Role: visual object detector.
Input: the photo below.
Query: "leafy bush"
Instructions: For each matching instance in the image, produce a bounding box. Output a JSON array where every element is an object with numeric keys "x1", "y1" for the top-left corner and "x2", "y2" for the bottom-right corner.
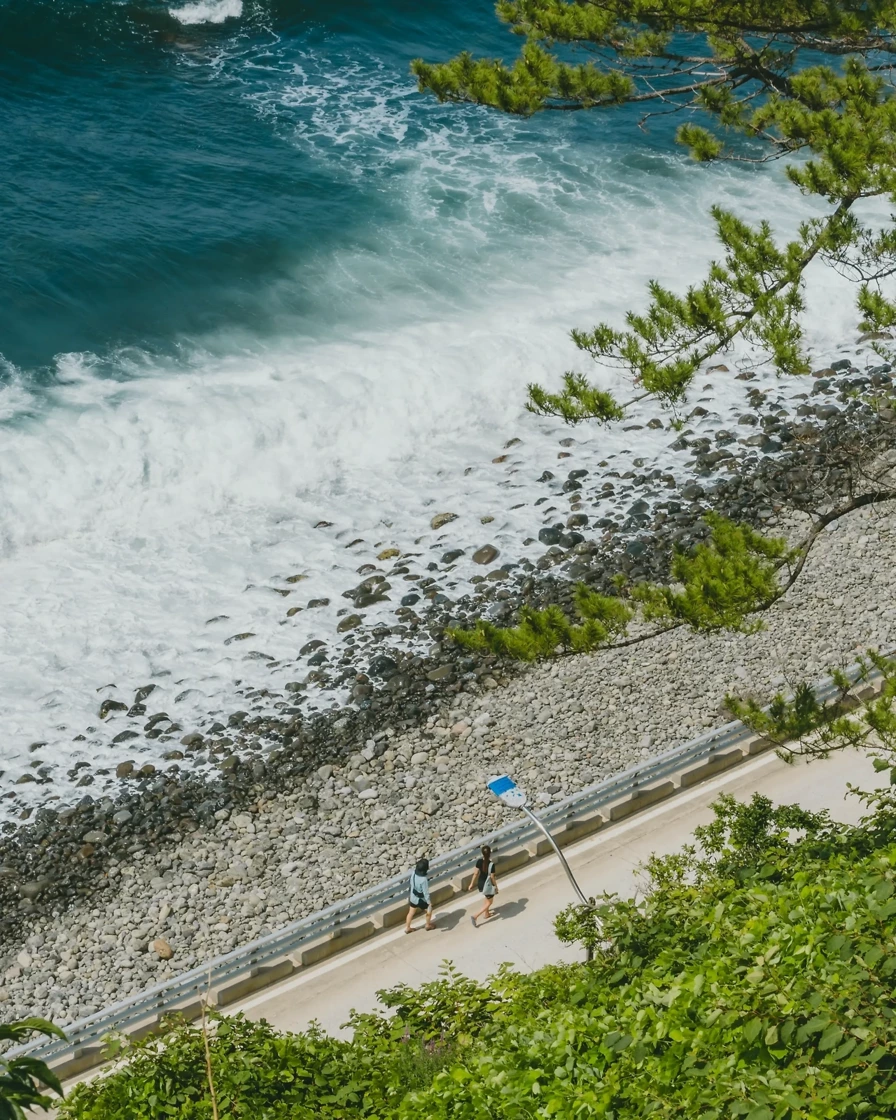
[
  {"x1": 60, "y1": 791, "x2": 896, "y2": 1119},
  {"x1": 0, "y1": 1018, "x2": 65, "y2": 1120},
  {"x1": 405, "y1": 791, "x2": 896, "y2": 1119},
  {"x1": 59, "y1": 1015, "x2": 381, "y2": 1120}
]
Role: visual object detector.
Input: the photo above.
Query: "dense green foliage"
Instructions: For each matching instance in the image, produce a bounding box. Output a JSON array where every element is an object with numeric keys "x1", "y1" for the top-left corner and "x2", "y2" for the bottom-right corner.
[
  {"x1": 57, "y1": 985, "x2": 473, "y2": 1120},
  {"x1": 58, "y1": 1014, "x2": 381, "y2": 1120},
  {"x1": 60, "y1": 789, "x2": 896, "y2": 1119},
  {"x1": 413, "y1": 1, "x2": 896, "y2": 420},
  {"x1": 449, "y1": 513, "x2": 792, "y2": 659},
  {"x1": 0, "y1": 1018, "x2": 65, "y2": 1120}
]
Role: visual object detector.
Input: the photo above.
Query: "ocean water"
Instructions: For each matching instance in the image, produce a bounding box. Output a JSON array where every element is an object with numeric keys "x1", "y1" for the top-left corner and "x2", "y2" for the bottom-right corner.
[{"x1": 0, "y1": 0, "x2": 866, "y2": 810}]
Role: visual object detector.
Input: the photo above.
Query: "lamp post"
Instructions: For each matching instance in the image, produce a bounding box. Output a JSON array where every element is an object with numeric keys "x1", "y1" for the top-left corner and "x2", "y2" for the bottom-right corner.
[{"x1": 487, "y1": 775, "x2": 596, "y2": 960}]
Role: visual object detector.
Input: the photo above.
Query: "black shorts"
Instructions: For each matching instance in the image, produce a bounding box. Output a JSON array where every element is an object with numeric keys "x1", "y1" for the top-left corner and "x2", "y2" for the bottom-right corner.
[{"x1": 409, "y1": 899, "x2": 428, "y2": 912}]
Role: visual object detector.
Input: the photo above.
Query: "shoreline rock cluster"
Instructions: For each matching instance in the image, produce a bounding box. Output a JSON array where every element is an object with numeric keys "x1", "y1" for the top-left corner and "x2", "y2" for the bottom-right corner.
[
  {"x1": 4, "y1": 354, "x2": 892, "y2": 814},
  {"x1": 1, "y1": 352, "x2": 895, "y2": 1026}
]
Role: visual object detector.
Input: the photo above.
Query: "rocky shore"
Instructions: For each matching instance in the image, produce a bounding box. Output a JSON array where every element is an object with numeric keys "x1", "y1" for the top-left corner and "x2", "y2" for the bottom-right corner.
[
  {"x1": 4, "y1": 352, "x2": 893, "y2": 812},
  {"x1": 1, "y1": 351, "x2": 895, "y2": 1025}
]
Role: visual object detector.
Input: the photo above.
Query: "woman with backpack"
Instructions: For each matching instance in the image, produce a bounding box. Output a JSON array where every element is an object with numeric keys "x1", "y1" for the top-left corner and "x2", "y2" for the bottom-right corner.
[
  {"x1": 404, "y1": 857, "x2": 436, "y2": 933},
  {"x1": 468, "y1": 844, "x2": 498, "y2": 928}
]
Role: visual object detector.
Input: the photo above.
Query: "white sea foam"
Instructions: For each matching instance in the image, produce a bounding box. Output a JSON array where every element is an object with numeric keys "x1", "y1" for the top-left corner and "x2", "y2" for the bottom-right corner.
[
  {"x1": 169, "y1": 0, "x2": 242, "y2": 25},
  {"x1": 0, "y1": 32, "x2": 880, "y2": 815},
  {"x1": 0, "y1": 367, "x2": 35, "y2": 424}
]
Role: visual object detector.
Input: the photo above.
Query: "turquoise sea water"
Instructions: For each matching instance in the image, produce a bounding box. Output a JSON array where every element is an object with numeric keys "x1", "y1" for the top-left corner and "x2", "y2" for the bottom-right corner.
[
  {"x1": 0, "y1": 0, "x2": 858, "y2": 804},
  {"x1": 4, "y1": 0, "x2": 676, "y2": 371}
]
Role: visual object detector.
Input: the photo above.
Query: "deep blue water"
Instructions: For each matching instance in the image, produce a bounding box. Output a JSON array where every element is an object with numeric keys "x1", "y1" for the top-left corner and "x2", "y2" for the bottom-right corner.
[{"x1": 1, "y1": 0, "x2": 673, "y2": 372}]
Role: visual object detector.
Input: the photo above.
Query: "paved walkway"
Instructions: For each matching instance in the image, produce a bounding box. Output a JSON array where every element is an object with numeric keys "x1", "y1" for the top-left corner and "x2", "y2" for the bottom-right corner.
[{"x1": 231, "y1": 748, "x2": 878, "y2": 1037}]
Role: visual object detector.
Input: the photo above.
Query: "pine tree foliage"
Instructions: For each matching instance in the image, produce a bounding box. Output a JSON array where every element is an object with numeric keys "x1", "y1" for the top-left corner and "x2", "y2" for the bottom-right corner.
[
  {"x1": 525, "y1": 372, "x2": 625, "y2": 422},
  {"x1": 449, "y1": 514, "x2": 791, "y2": 659},
  {"x1": 729, "y1": 647, "x2": 896, "y2": 778},
  {"x1": 633, "y1": 512, "x2": 792, "y2": 631},
  {"x1": 449, "y1": 587, "x2": 634, "y2": 660},
  {"x1": 413, "y1": 3, "x2": 896, "y2": 420}
]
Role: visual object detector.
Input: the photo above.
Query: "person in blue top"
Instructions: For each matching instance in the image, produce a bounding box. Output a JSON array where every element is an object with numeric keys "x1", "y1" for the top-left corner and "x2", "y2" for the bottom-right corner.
[{"x1": 404, "y1": 857, "x2": 436, "y2": 933}]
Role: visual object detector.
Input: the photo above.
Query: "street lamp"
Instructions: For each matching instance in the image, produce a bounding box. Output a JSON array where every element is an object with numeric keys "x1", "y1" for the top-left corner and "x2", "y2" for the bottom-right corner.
[{"x1": 486, "y1": 774, "x2": 590, "y2": 907}]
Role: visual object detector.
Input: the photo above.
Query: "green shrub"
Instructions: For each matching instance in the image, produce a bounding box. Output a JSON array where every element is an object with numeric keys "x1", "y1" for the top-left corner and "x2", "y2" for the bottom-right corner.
[
  {"x1": 59, "y1": 1015, "x2": 380, "y2": 1120},
  {"x1": 0, "y1": 1018, "x2": 65, "y2": 1120}
]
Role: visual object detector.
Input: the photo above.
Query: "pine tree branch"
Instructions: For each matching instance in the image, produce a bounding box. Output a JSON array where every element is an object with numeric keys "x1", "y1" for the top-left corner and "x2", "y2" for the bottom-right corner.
[
  {"x1": 773, "y1": 488, "x2": 896, "y2": 599},
  {"x1": 452, "y1": 467, "x2": 896, "y2": 664},
  {"x1": 528, "y1": 194, "x2": 866, "y2": 424}
]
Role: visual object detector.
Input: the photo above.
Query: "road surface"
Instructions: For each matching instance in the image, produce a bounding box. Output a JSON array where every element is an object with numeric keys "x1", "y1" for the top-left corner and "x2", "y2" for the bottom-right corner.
[{"x1": 37, "y1": 746, "x2": 878, "y2": 1118}]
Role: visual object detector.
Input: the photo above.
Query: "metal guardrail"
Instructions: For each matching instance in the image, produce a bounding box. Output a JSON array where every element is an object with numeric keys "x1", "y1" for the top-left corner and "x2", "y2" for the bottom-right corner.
[{"x1": 9, "y1": 647, "x2": 893, "y2": 1069}]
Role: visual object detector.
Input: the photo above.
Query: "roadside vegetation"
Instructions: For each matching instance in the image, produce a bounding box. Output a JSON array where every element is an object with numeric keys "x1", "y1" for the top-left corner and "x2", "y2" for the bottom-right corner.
[{"x1": 0, "y1": 1018, "x2": 64, "y2": 1119}]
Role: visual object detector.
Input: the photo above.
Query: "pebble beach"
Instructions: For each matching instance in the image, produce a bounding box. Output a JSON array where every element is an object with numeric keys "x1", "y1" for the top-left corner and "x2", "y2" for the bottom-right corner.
[
  {"x1": 6, "y1": 0, "x2": 896, "y2": 1074},
  {"x1": 2, "y1": 459, "x2": 894, "y2": 1025}
]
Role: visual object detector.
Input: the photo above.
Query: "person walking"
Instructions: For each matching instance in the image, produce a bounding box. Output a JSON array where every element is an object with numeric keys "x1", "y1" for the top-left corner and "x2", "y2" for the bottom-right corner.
[
  {"x1": 405, "y1": 857, "x2": 436, "y2": 933},
  {"x1": 468, "y1": 844, "x2": 498, "y2": 928}
]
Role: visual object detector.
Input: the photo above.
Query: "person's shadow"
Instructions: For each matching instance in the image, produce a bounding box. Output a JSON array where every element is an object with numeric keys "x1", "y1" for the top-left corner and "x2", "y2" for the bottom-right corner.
[
  {"x1": 494, "y1": 897, "x2": 528, "y2": 921},
  {"x1": 435, "y1": 907, "x2": 468, "y2": 931},
  {"x1": 435, "y1": 896, "x2": 529, "y2": 931}
]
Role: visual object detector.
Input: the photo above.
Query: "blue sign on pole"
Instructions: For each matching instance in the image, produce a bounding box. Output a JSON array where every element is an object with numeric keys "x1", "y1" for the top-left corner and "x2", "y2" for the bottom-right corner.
[
  {"x1": 487, "y1": 775, "x2": 517, "y2": 798},
  {"x1": 487, "y1": 774, "x2": 528, "y2": 808}
]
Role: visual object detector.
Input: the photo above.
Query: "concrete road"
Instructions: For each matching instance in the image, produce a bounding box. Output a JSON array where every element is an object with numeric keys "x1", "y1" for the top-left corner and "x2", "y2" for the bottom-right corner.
[{"x1": 231, "y1": 748, "x2": 879, "y2": 1038}]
